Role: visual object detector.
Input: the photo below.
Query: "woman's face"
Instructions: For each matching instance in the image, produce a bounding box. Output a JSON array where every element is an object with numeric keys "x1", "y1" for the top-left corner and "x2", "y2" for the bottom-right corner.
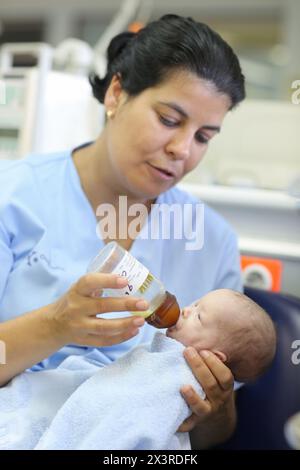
[{"x1": 105, "y1": 71, "x2": 231, "y2": 200}]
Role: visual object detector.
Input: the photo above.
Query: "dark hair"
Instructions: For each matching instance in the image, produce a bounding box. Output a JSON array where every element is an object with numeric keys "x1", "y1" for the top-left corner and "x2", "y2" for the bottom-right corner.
[
  {"x1": 90, "y1": 14, "x2": 245, "y2": 110},
  {"x1": 224, "y1": 292, "x2": 276, "y2": 382}
]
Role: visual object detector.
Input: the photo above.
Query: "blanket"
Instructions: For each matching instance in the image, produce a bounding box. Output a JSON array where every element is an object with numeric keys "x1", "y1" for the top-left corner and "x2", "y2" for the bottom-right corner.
[{"x1": 0, "y1": 333, "x2": 204, "y2": 450}]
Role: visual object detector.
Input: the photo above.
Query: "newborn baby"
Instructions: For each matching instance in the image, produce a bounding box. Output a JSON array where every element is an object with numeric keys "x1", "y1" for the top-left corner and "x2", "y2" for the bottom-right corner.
[
  {"x1": 167, "y1": 288, "x2": 276, "y2": 382},
  {"x1": 34, "y1": 289, "x2": 276, "y2": 450}
]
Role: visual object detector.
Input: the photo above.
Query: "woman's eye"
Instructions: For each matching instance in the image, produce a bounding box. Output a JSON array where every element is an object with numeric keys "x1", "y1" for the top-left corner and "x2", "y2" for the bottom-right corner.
[
  {"x1": 159, "y1": 114, "x2": 209, "y2": 144},
  {"x1": 159, "y1": 115, "x2": 178, "y2": 127},
  {"x1": 195, "y1": 132, "x2": 209, "y2": 144}
]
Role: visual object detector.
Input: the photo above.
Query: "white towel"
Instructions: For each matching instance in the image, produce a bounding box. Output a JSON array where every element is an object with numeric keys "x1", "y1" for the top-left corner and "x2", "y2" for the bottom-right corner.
[
  {"x1": 35, "y1": 333, "x2": 205, "y2": 450},
  {"x1": 0, "y1": 353, "x2": 101, "y2": 449}
]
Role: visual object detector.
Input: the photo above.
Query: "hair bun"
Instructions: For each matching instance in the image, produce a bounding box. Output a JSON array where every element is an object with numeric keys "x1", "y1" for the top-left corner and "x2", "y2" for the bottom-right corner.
[{"x1": 107, "y1": 31, "x2": 136, "y2": 63}]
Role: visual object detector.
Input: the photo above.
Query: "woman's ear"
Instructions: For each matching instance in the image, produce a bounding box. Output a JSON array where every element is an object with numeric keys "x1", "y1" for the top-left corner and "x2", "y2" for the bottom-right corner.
[
  {"x1": 104, "y1": 74, "x2": 125, "y2": 115},
  {"x1": 212, "y1": 350, "x2": 227, "y2": 363}
]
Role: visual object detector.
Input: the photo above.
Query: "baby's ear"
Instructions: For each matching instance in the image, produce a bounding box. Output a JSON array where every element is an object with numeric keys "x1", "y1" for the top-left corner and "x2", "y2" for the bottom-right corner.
[{"x1": 212, "y1": 350, "x2": 227, "y2": 363}]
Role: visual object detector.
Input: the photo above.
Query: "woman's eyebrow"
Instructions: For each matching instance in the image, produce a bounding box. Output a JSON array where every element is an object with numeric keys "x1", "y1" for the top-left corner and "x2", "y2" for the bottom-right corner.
[{"x1": 158, "y1": 101, "x2": 221, "y2": 132}]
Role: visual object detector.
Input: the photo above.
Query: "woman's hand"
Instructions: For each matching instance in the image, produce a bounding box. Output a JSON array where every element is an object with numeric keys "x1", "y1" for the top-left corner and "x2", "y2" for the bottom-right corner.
[
  {"x1": 178, "y1": 348, "x2": 236, "y2": 448},
  {"x1": 47, "y1": 273, "x2": 148, "y2": 347}
]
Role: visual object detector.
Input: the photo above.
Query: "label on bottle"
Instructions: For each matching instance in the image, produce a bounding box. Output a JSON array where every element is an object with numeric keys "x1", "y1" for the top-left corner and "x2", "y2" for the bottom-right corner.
[{"x1": 104, "y1": 252, "x2": 149, "y2": 297}]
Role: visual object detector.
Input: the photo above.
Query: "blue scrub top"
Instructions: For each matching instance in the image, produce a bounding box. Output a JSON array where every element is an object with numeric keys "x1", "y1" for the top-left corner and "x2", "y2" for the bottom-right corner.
[{"x1": 0, "y1": 149, "x2": 242, "y2": 369}]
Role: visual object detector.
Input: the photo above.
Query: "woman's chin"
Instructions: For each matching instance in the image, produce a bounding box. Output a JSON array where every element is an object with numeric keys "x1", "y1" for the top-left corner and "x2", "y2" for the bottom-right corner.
[
  {"x1": 126, "y1": 182, "x2": 160, "y2": 202},
  {"x1": 131, "y1": 169, "x2": 174, "y2": 199}
]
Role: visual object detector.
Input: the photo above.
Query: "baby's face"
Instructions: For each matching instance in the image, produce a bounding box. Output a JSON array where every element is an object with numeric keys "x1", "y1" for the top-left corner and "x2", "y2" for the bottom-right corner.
[{"x1": 166, "y1": 291, "x2": 227, "y2": 351}]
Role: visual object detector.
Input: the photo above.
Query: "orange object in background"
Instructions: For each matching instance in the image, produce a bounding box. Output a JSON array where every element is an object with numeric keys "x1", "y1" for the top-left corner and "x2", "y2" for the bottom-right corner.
[
  {"x1": 128, "y1": 21, "x2": 145, "y2": 33},
  {"x1": 241, "y1": 255, "x2": 283, "y2": 292}
]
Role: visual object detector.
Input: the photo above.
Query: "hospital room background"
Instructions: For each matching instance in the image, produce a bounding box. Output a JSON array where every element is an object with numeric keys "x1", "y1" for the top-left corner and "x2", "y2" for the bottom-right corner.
[{"x1": 0, "y1": 0, "x2": 299, "y2": 450}]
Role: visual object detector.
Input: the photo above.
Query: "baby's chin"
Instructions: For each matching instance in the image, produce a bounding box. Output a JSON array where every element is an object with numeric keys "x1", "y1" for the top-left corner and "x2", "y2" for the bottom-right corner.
[{"x1": 166, "y1": 325, "x2": 177, "y2": 338}]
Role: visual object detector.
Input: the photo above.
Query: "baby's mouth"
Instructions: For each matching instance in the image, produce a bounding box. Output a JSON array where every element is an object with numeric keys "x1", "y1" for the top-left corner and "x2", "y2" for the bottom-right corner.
[{"x1": 166, "y1": 324, "x2": 178, "y2": 336}]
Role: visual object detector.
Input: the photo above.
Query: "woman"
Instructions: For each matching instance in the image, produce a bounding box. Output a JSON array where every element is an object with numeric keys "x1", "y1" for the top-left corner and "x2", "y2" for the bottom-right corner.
[{"x1": 0, "y1": 14, "x2": 245, "y2": 449}]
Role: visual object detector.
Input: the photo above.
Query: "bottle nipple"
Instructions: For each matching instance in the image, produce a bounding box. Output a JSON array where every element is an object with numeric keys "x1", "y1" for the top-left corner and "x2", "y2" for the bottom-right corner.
[{"x1": 145, "y1": 292, "x2": 180, "y2": 329}]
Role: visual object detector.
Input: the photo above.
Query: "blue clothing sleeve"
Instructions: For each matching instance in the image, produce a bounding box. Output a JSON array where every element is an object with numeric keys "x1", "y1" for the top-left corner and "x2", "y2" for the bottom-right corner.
[
  {"x1": 214, "y1": 230, "x2": 243, "y2": 293},
  {"x1": 0, "y1": 220, "x2": 13, "y2": 302}
]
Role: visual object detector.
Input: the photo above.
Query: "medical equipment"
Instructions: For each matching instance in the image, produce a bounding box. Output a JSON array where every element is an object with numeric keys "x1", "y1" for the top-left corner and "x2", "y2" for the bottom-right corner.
[
  {"x1": 180, "y1": 98, "x2": 300, "y2": 298},
  {"x1": 0, "y1": 42, "x2": 103, "y2": 159},
  {"x1": 0, "y1": 43, "x2": 52, "y2": 159},
  {"x1": 0, "y1": 0, "x2": 147, "y2": 159},
  {"x1": 88, "y1": 241, "x2": 180, "y2": 328},
  {"x1": 93, "y1": 0, "x2": 147, "y2": 77},
  {"x1": 179, "y1": 181, "x2": 300, "y2": 297},
  {"x1": 183, "y1": 99, "x2": 300, "y2": 192},
  {"x1": 1, "y1": 3, "x2": 298, "y2": 296}
]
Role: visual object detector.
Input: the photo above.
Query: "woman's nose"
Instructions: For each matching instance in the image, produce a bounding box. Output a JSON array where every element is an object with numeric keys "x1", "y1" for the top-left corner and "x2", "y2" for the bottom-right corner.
[{"x1": 166, "y1": 131, "x2": 193, "y2": 161}]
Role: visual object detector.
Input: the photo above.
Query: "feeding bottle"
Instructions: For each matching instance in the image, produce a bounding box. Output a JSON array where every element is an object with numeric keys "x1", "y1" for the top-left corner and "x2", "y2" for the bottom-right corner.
[{"x1": 87, "y1": 241, "x2": 180, "y2": 328}]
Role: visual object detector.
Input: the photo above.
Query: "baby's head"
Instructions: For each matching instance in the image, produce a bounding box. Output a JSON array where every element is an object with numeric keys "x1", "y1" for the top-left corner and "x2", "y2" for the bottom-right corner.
[{"x1": 166, "y1": 289, "x2": 276, "y2": 382}]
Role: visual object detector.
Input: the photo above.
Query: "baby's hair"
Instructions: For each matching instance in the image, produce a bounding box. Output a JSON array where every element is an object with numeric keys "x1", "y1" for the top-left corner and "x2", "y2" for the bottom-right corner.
[{"x1": 224, "y1": 291, "x2": 276, "y2": 382}]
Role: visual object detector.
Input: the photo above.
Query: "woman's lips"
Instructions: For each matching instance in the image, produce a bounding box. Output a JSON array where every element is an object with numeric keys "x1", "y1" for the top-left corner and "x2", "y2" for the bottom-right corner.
[{"x1": 147, "y1": 162, "x2": 175, "y2": 181}]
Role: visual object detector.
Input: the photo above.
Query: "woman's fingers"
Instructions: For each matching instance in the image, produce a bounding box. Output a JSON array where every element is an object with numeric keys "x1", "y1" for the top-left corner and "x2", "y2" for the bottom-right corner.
[
  {"x1": 85, "y1": 325, "x2": 140, "y2": 346},
  {"x1": 183, "y1": 347, "x2": 234, "y2": 403},
  {"x1": 177, "y1": 386, "x2": 210, "y2": 432},
  {"x1": 51, "y1": 272, "x2": 149, "y2": 347},
  {"x1": 183, "y1": 348, "x2": 217, "y2": 392},
  {"x1": 51, "y1": 271, "x2": 149, "y2": 347},
  {"x1": 75, "y1": 273, "x2": 149, "y2": 315},
  {"x1": 88, "y1": 316, "x2": 145, "y2": 336},
  {"x1": 197, "y1": 350, "x2": 234, "y2": 393},
  {"x1": 178, "y1": 349, "x2": 236, "y2": 435},
  {"x1": 83, "y1": 295, "x2": 149, "y2": 316},
  {"x1": 177, "y1": 413, "x2": 202, "y2": 433},
  {"x1": 177, "y1": 415, "x2": 197, "y2": 433},
  {"x1": 75, "y1": 273, "x2": 128, "y2": 297},
  {"x1": 67, "y1": 314, "x2": 145, "y2": 348}
]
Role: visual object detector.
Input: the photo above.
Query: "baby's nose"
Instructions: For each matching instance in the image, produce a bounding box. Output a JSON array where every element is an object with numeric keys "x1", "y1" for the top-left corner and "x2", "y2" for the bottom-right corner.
[{"x1": 181, "y1": 307, "x2": 191, "y2": 318}]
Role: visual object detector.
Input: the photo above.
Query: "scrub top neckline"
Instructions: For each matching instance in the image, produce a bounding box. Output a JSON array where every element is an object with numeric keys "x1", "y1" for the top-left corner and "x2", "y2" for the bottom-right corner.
[
  {"x1": 67, "y1": 144, "x2": 165, "y2": 256},
  {"x1": 69, "y1": 144, "x2": 99, "y2": 229}
]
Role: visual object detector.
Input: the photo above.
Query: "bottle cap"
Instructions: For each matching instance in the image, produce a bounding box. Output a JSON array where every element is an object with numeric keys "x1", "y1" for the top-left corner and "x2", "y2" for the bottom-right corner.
[{"x1": 146, "y1": 291, "x2": 180, "y2": 329}]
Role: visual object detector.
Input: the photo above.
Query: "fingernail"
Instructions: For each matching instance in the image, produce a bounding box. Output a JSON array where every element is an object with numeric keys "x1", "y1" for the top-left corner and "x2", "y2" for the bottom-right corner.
[
  {"x1": 133, "y1": 317, "x2": 145, "y2": 327},
  {"x1": 116, "y1": 276, "x2": 127, "y2": 286},
  {"x1": 91, "y1": 289, "x2": 102, "y2": 297},
  {"x1": 135, "y1": 300, "x2": 149, "y2": 310},
  {"x1": 200, "y1": 350, "x2": 210, "y2": 358},
  {"x1": 184, "y1": 388, "x2": 194, "y2": 398}
]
